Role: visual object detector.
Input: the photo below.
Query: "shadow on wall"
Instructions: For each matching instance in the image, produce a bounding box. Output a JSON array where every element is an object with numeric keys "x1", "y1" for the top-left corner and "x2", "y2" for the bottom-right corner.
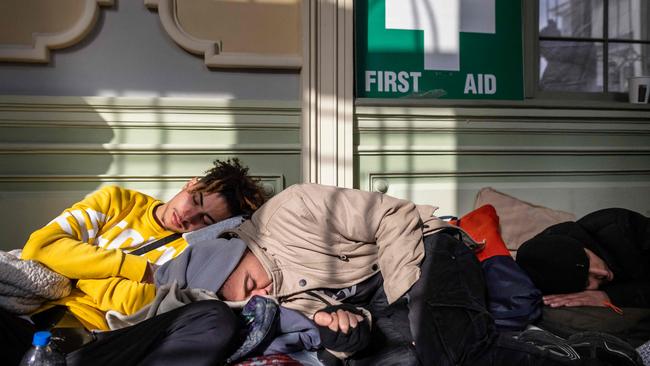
[
  {"x1": 0, "y1": 97, "x2": 114, "y2": 251},
  {"x1": 0, "y1": 0, "x2": 304, "y2": 250}
]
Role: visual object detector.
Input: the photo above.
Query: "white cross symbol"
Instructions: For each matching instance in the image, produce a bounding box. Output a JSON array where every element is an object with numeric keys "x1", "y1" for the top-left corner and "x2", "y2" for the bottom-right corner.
[{"x1": 385, "y1": 0, "x2": 495, "y2": 71}]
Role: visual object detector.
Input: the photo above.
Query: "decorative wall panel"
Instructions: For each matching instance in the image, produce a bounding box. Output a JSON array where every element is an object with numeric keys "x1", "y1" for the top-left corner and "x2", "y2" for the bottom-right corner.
[
  {"x1": 0, "y1": 0, "x2": 113, "y2": 62},
  {"x1": 145, "y1": 0, "x2": 302, "y2": 69},
  {"x1": 356, "y1": 103, "x2": 650, "y2": 218}
]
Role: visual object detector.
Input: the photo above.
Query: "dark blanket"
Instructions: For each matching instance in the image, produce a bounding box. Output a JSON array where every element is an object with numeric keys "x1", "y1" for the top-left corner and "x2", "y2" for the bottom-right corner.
[
  {"x1": 538, "y1": 306, "x2": 650, "y2": 348},
  {"x1": 228, "y1": 296, "x2": 321, "y2": 364}
]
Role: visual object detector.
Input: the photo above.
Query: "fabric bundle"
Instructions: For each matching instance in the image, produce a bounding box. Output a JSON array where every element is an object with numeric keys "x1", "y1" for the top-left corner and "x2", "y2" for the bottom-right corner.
[{"x1": 0, "y1": 249, "x2": 71, "y2": 314}]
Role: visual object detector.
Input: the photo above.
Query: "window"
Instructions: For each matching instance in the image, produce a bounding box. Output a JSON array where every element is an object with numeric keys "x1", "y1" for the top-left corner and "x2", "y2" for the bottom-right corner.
[{"x1": 538, "y1": 0, "x2": 650, "y2": 94}]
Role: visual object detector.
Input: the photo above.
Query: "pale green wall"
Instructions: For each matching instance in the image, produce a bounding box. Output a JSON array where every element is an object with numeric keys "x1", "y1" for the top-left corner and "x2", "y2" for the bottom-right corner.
[
  {"x1": 355, "y1": 101, "x2": 650, "y2": 219},
  {"x1": 0, "y1": 96, "x2": 301, "y2": 250},
  {"x1": 3, "y1": 95, "x2": 649, "y2": 251}
]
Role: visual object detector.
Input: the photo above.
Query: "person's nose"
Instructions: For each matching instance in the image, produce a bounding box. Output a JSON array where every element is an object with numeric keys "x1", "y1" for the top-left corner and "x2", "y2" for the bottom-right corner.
[
  {"x1": 251, "y1": 288, "x2": 269, "y2": 297},
  {"x1": 179, "y1": 206, "x2": 201, "y2": 230},
  {"x1": 589, "y1": 267, "x2": 610, "y2": 279},
  {"x1": 251, "y1": 284, "x2": 272, "y2": 297}
]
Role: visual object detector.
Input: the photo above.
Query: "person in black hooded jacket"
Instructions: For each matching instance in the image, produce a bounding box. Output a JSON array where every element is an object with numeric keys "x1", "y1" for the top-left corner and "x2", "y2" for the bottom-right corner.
[{"x1": 516, "y1": 208, "x2": 650, "y2": 309}]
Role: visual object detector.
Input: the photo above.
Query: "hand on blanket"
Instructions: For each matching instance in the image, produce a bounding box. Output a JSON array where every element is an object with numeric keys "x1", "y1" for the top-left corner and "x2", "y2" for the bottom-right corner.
[
  {"x1": 314, "y1": 304, "x2": 370, "y2": 353},
  {"x1": 543, "y1": 290, "x2": 610, "y2": 308}
]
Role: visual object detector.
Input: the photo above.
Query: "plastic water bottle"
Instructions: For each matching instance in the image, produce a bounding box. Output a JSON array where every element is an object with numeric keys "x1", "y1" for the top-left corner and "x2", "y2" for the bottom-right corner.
[{"x1": 19, "y1": 331, "x2": 66, "y2": 366}]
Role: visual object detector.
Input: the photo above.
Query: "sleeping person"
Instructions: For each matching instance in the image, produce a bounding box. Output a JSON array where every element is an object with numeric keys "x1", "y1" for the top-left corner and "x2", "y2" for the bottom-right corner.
[
  {"x1": 0, "y1": 158, "x2": 266, "y2": 366},
  {"x1": 154, "y1": 183, "x2": 643, "y2": 366},
  {"x1": 516, "y1": 208, "x2": 650, "y2": 309}
]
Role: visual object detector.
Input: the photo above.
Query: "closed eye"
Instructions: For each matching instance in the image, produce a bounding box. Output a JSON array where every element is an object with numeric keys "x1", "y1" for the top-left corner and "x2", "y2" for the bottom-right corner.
[
  {"x1": 194, "y1": 193, "x2": 216, "y2": 226},
  {"x1": 203, "y1": 214, "x2": 215, "y2": 226},
  {"x1": 245, "y1": 274, "x2": 255, "y2": 296}
]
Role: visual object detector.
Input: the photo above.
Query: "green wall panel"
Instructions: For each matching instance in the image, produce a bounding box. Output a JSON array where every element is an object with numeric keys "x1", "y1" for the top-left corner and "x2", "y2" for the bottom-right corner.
[
  {"x1": 0, "y1": 96, "x2": 301, "y2": 250},
  {"x1": 355, "y1": 104, "x2": 650, "y2": 219}
]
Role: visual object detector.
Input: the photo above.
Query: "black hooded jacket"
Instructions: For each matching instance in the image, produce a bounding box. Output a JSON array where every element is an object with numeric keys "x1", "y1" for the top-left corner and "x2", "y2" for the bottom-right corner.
[{"x1": 539, "y1": 208, "x2": 650, "y2": 307}]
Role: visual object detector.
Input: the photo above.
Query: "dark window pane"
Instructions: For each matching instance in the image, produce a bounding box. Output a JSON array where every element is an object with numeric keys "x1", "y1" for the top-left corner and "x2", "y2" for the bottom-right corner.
[
  {"x1": 608, "y1": 43, "x2": 650, "y2": 92},
  {"x1": 540, "y1": 0, "x2": 603, "y2": 38},
  {"x1": 608, "y1": 0, "x2": 650, "y2": 40},
  {"x1": 539, "y1": 41, "x2": 603, "y2": 92}
]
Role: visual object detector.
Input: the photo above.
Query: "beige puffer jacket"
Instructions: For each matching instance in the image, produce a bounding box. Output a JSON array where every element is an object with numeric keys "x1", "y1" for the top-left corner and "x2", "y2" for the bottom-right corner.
[{"x1": 230, "y1": 183, "x2": 454, "y2": 319}]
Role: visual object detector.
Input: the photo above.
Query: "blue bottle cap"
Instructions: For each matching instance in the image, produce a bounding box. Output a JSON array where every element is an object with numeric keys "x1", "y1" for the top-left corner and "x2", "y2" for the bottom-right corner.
[{"x1": 32, "y1": 331, "x2": 51, "y2": 346}]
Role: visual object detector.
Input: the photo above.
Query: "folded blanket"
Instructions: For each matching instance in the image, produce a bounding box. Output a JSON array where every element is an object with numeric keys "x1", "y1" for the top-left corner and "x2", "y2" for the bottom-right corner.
[
  {"x1": 182, "y1": 215, "x2": 245, "y2": 243},
  {"x1": 0, "y1": 250, "x2": 71, "y2": 314}
]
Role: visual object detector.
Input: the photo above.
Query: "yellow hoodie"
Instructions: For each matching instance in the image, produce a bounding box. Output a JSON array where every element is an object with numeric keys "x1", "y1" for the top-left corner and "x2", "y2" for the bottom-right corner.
[{"x1": 21, "y1": 186, "x2": 188, "y2": 330}]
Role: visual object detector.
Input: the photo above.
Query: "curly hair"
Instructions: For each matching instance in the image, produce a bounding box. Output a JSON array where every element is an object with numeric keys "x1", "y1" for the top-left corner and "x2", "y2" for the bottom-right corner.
[{"x1": 193, "y1": 158, "x2": 267, "y2": 217}]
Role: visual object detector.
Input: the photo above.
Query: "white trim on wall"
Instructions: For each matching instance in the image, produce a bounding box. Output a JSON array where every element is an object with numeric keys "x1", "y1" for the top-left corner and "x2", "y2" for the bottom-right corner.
[{"x1": 301, "y1": 0, "x2": 354, "y2": 187}]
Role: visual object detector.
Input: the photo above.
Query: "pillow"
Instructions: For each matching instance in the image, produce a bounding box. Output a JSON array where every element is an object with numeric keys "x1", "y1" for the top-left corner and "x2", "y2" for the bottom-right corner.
[
  {"x1": 473, "y1": 187, "x2": 575, "y2": 255},
  {"x1": 450, "y1": 204, "x2": 510, "y2": 262},
  {"x1": 182, "y1": 215, "x2": 245, "y2": 244},
  {"x1": 451, "y1": 204, "x2": 542, "y2": 331}
]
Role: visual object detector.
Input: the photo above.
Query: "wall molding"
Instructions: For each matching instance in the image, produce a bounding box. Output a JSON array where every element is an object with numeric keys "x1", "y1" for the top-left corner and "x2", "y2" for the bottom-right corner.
[
  {"x1": 0, "y1": 120, "x2": 299, "y2": 130},
  {"x1": 370, "y1": 169, "x2": 650, "y2": 179},
  {"x1": 144, "y1": 0, "x2": 301, "y2": 69},
  {"x1": 0, "y1": 95, "x2": 301, "y2": 129},
  {"x1": 356, "y1": 105, "x2": 650, "y2": 138},
  {"x1": 6, "y1": 144, "x2": 644, "y2": 156},
  {"x1": 356, "y1": 121, "x2": 650, "y2": 135},
  {"x1": 0, "y1": 173, "x2": 276, "y2": 181},
  {"x1": 368, "y1": 170, "x2": 650, "y2": 192},
  {"x1": 0, "y1": 95, "x2": 301, "y2": 111},
  {"x1": 356, "y1": 108, "x2": 650, "y2": 130},
  {"x1": 0, "y1": 143, "x2": 301, "y2": 155},
  {"x1": 0, "y1": 0, "x2": 113, "y2": 63},
  {"x1": 356, "y1": 146, "x2": 650, "y2": 155},
  {"x1": 356, "y1": 97, "x2": 650, "y2": 111},
  {"x1": 0, "y1": 174, "x2": 284, "y2": 196}
]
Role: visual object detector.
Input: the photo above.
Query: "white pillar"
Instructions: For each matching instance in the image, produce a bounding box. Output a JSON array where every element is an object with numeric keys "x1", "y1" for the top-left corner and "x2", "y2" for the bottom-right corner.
[{"x1": 301, "y1": 0, "x2": 354, "y2": 187}]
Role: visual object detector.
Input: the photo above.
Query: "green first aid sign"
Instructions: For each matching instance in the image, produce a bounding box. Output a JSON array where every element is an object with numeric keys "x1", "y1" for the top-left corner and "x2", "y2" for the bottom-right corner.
[{"x1": 356, "y1": 0, "x2": 524, "y2": 100}]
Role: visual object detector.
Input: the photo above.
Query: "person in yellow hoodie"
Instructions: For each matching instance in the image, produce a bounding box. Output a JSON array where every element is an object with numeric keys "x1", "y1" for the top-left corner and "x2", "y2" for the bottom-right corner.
[{"x1": 1, "y1": 158, "x2": 266, "y2": 366}]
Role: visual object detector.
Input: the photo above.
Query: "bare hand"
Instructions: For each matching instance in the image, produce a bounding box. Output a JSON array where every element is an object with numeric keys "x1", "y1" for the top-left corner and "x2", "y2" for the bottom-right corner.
[
  {"x1": 314, "y1": 309, "x2": 364, "y2": 334},
  {"x1": 141, "y1": 262, "x2": 158, "y2": 284},
  {"x1": 543, "y1": 290, "x2": 610, "y2": 308}
]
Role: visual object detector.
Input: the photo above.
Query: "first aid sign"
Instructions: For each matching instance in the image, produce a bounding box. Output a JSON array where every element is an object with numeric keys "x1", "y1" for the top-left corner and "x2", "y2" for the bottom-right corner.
[{"x1": 356, "y1": 0, "x2": 524, "y2": 100}]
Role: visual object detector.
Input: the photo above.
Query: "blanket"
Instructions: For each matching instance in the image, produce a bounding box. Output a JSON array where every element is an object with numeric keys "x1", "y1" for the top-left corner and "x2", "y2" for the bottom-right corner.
[
  {"x1": 106, "y1": 282, "x2": 320, "y2": 363},
  {"x1": 105, "y1": 281, "x2": 220, "y2": 329},
  {"x1": 0, "y1": 249, "x2": 71, "y2": 314}
]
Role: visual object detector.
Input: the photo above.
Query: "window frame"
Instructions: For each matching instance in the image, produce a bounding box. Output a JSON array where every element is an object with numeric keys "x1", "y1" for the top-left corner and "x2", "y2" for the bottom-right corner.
[{"x1": 524, "y1": 0, "x2": 649, "y2": 102}]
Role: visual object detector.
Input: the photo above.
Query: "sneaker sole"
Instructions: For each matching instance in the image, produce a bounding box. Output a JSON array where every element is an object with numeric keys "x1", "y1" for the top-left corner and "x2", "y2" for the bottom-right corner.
[{"x1": 568, "y1": 331, "x2": 642, "y2": 366}]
